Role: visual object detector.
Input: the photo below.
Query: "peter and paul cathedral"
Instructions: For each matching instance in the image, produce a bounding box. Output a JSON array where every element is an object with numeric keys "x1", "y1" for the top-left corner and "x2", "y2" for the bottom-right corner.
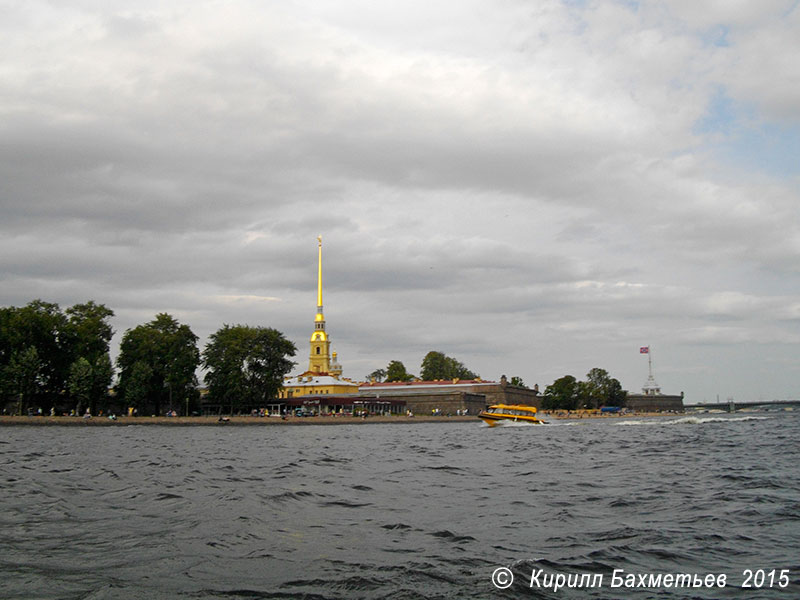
[
  {"x1": 308, "y1": 235, "x2": 332, "y2": 374},
  {"x1": 274, "y1": 237, "x2": 540, "y2": 416},
  {"x1": 279, "y1": 237, "x2": 357, "y2": 399}
]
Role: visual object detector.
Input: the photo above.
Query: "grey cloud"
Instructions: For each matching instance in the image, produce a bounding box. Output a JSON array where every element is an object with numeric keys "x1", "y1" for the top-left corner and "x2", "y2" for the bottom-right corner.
[{"x1": 1, "y1": 1, "x2": 799, "y2": 403}]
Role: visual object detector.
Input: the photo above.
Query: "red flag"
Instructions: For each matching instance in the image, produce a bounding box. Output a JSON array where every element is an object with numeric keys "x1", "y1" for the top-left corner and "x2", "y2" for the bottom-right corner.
[{"x1": 639, "y1": 346, "x2": 649, "y2": 354}]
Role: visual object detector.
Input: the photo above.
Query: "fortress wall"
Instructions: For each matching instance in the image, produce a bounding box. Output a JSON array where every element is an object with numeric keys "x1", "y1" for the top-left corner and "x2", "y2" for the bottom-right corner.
[
  {"x1": 360, "y1": 382, "x2": 542, "y2": 411},
  {"x1": 626, "y1": 394, "x2": 684, "y2": 412},
  {"x1": 400, "y1": 392, "x2": 486, "y2": 415},
  {"x1": 478, "y1": 385, "x2": 541, "y2": 409}
]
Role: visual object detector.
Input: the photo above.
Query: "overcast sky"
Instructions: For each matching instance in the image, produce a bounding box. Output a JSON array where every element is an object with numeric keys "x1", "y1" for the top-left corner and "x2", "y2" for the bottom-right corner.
[{"x1": 2, "y1": 1, "x2": 799, "y2": 403}]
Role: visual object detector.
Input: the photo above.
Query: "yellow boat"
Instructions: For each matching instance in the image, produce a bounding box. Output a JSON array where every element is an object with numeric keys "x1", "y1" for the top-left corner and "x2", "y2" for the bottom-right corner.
[{"x1": 478, "y1": 404, "x2": 547, "y2": 426}]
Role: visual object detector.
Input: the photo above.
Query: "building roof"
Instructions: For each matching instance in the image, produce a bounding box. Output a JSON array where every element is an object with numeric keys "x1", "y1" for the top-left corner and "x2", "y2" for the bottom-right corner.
[
  {"x1": 284, "y1": 396, "x2": 406, "y2": 405},
  {"x1": 284, "y1": 374, "x2": 359, "y2": 388},
  {"x1": 360, "y1": 379, "x2": 495, "y2": 390}
]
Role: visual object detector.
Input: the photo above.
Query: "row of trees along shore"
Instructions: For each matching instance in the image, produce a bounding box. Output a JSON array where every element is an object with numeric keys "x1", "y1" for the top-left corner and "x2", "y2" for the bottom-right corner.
[
  {"x1": 2, "y1": 299, "x2": 625, "y2": 416},
  {"x1": 542, "y1": 368, "x2": 627, "y2": 410},
  {"x1": 368, "y1": 355, "x2": 627, "y2": 410},
  {"x1": 366, "y1": 351, "x2": 480, "y2": 383},
  {"x1": 0, "y1": 300, "x2": 296, "y2": 416}
]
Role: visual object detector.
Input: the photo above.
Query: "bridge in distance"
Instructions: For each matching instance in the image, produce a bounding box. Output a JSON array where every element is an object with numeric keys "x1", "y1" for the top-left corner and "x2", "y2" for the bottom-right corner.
[{"x1": 684, "y1": 400, "x2": 800, "y2": 412}]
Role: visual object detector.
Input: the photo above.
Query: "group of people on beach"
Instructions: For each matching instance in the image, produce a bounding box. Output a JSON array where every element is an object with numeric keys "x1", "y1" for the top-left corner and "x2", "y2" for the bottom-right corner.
[{"x1": 430, "y1": 407, "x2": 469, "y2": 416}]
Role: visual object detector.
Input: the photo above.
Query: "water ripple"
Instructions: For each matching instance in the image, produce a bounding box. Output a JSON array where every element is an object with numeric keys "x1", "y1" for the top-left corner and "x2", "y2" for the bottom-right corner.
[{"x1": 0, "y1": 413, "x2": 798, "y2": 599}]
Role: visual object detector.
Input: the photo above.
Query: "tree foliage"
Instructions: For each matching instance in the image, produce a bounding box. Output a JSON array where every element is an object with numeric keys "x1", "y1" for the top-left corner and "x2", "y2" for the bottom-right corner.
[
  {"x1": 510, "y1": 376, "x2": 527, "y2": 388},
  {"x1": 4, "y1": 347, "x2": 45, "y2": 415},
  {"x1": 65, "y1": 302, "x2": 115, "y2": 413},
  {"x1": 419, "y1": 350, "x2": 478, "y2": 381},
  {"x1": 0, "y1": 299, "x2": 115, "y2": 412},
  {"x1": 0, "y1": 300, "x2": 70, "y2": 400},
  {"x1": 366, "y1": 368, "x2": 387, "y2": 382},
  {"x1": 117, "y1": 313, "x2": 199, "y2": 415},
  {"x1": 579, "y1": 367, "x2": 626, "y2": 409},
  {"x1": 125, "y1": 361, "x2": 153, "y2": 411},
  {"x1": 385, "y1": 360, "x2": 414, "y2": 382},
  {"x1": 68, "y1": 357, "x2": 93, "y2": 414},
  {"x1": 543, "y1": 368, "x2": 627, "y2": 410},
  {"x1": 202, "y1": 325, "x2": 297, "y2": 414},
  {"x1": 89, "y1": 354, "x2": 114, "y2": 412},
  {"x1": 69, "y1": 354, "x2": 114, "y2": 415},
  {"x1": 543, "y1": 375, "x2": 580, "y2": 410},
  {"x1": 66, "y1": 301, "x2": 115, "y2": 363}
]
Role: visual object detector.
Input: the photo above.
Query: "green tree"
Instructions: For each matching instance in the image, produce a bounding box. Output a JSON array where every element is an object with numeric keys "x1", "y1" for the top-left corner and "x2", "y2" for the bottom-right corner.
[
  {"x1": 65, "y1": 302, "x2": 115, "y2": 413},
  {"x1": 0, "y1": 306, "x2": 14, "y2": 367},
  {"x1": 89, "y1": 354, "x2": 114, "y2": 413},
  {"x1": 68, "y1": 357, "x2": 93, "y2": 415},
  {"x1": 0, "y1": 300, "x2": 115, "y2": 412},
  {"x1": 386, "y1": 360, "x2": 414, "y2": 382},
  {"x1": 68, "y1": 354, "x2": 114, "y2": 415},
  {"x1": 4, "y1": 347, "x2": 45, "y2": 415},
  {"x1": 203, "y1": 325, "x2": 297, "y2": 414},
  {"x1": 580, "y1": 368, "x2": 627, "y2": 408},
  {"x1": 366, "y1": 368, "x2": 387, "y2": 382},
  {"x1": 543, "y1": 375, "x2": 580, "y2": 410},
  {"x1": 607, "y1": 378, "x2": 627, "y2": 407},
  {"x1": 66, "y1": 301, "x2": 114, "y2": 363},
  {"x1": 576, "y1": 380, "x2": 598, "y2": 409},
  {"x1": 125, "y1": 361, "x2": 153, "y2": 412},
  {"x1": 117, "y1": 313, "x2": 200, "y2": 415},
  {"x1": 420, "y1": 351, "x2": 447, "y2": 380},
  {"x1": 510, "y1": 376, "x2": 527, "y2": 388},
  {"x1": 419, "y1": 350, "x2": 478, "y2": 381},
  {"x1": 0, "y1": 301, "x2": 71, "y2": 406}
]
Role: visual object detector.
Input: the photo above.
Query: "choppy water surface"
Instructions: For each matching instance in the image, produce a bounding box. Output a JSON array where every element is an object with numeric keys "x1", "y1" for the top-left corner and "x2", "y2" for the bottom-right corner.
[{"x1": 2, "y1": 414, "x2": 799, "y2": 599}]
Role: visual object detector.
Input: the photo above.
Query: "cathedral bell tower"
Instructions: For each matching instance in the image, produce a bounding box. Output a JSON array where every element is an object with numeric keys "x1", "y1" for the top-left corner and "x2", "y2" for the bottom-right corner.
[{"x1": 309, "y1": 236, "x2": 332, "y2": 374}]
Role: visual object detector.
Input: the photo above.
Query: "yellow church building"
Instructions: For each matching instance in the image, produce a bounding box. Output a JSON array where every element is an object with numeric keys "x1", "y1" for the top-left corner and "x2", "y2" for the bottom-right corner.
[{"x1": 279, "y1": 237, "x2": 359, "y2": 399}]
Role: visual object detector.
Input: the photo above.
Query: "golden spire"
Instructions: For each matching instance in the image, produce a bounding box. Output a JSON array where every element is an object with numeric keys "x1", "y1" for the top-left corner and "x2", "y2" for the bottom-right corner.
[
  {"x1": 309, "y1": 236, "x2": 331, "y2": 374},
  {"x1": 317, "y1": 235, "x2": 323, "y2": 313}
]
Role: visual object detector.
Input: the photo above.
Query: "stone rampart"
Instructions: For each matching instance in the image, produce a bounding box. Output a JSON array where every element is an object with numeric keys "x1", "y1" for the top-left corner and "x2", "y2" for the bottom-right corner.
[{"x1": 626, "y1": 394, "x2": 684, "y2": 412}]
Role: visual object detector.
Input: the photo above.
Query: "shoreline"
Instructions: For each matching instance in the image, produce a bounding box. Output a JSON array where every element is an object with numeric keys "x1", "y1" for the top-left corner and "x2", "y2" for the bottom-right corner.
[{"x1": 0, "y1": 411, "x2": 678, "y2": 427}]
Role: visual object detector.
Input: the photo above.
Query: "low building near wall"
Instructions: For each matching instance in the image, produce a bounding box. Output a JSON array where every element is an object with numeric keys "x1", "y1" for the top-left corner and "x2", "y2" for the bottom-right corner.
[
  {"x1": 358, "y1": 375, "x2": 541, "y2": 414},
  {"x1": 283, "y1": 395, "x2": 406, "y2": 416},
  {"x1": 278, "y1": 391, "x2": 485, "y2": 417},
  {"x1": 370, "y1": 391, "x2": 485, "y2": 416},
  {"x1": 266, "y1": 377, "x2": 541, "y2": 418}
]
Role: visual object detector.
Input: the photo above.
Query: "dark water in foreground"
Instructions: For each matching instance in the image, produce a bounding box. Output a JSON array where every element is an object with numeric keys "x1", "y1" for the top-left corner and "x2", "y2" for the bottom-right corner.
[{"x1": 2, "y1": 414, "x2": 799, "y2": 599}]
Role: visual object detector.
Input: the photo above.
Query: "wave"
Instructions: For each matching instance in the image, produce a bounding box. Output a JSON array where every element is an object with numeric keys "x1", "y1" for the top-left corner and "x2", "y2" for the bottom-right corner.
[
  {"x1": 5, "y1": 411, "x2": 798, "y2": 600},
  {"x1": 491, "y1": 420, "x2": 549, "y2": 428},
  {"x1": 616, "y1": 415, "x2": 773, "y2": 426},
  {"x1": 261, "y1": 490, "x2": 315, "y2": 503},
  {"x1": 320, "y1": 499, "x2": 372, "y2": 508},
  {"x1": 429, "y1": 529, "x2": 476, "y2": 543}
]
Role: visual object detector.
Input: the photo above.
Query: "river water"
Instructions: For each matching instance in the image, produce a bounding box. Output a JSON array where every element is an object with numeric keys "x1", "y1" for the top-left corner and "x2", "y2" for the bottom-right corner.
[{"x1": 1, "y1": 413, "x2": 799, "y2": 599}]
